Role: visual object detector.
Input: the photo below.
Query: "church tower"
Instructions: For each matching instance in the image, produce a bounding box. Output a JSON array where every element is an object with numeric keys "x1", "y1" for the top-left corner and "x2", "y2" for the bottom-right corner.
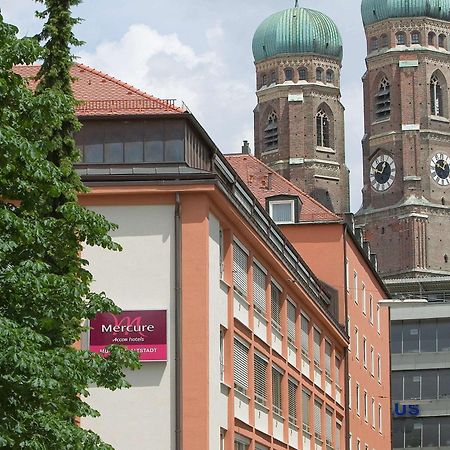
[
  {"x1": 252, "y1": 6, "x2": 350, "y2": 214},
  {"x1": 355, "y1": 0, "x2": 450, "y2": 282}
]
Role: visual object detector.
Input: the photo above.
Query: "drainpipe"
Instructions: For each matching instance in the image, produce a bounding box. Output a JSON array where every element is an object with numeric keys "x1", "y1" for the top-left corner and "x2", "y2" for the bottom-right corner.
[
  {"x1": 343, "y1": 225, "x2": 350, "y2": 450},
  {"x1": 175, "y1": 193, "x2": 182, "y2": 450}
]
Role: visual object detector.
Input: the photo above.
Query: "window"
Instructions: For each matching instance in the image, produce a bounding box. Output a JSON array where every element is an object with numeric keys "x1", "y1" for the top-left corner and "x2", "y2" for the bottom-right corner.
[
  {"x1": 423, "y1": 417, "x2": 439, "y2": 447},
  {"x1": 335, "y1": 356, "x2": 341, "y2": 386},
  {"x1": 302, "y1": 389, "x2": 311, "y2": 433},
  {"x1": 430, "y1": 74, "x2": 443, "y2": 116},
  {"x1": 370, "y1": 37, "x2": 378, "y2": 51},
  {"x1": 284, "y1": 68, "x2": 293, "y2": 81},
  {"x1": 272, "y1": 366, "x2": 283, "y2": 416},
  {"x1": 254, "y1": 353, "x2": 267, "y2": 405},
  {"x1": 349, "y1": 433, "x2": 352, "y2": 450},
  {"x1": 357, "y1": 438, "x2": 361, "y2": 450},
  {"x1": 353, "y1": 271, "x2": 358, "y2": 303},
  {"x1": 326, "y1": 69, "x2": 334, "y2": 83},
  {"x1": 326, "y1": 409, "x2": 333, "y2": 446},
  {"x1": 380, "y1": 34, "x2": 388, "y2": 48},
  {"x1": 270, "y1": 71, "x2": 277, "y2": 84},
  {"x1": 396, "y1": 32, "x2": 406, "y2": 45},
  {"x1": 378, "y1": 405, "x2": 382, "y2": 433},
  {"x1": 233, "y1": 241, "x2": 248, "y2": 298},
  {"x1": 345, "y1": 258, "x2": 349, "y2": 292},
  {"x1": 219, "y1": 227, "x2": 224, "y2": 279},
  {"x1": 363, "y1": 391, "x2": 368, "y2": 422},
  {"x1": 428, "y1": 31, "x2": 436, "y2": 46},
  {"x1": 348, "y1": 375, "x2": 352, "y2": 409},
  {"x1": 377, "y1": 354, "x2": 381, "y2": 383},
  {"x1": 370, "y1": 346, "x2": 374, "y2": 375},
  {"x1": 313, "y1": 328, "x2": 321, "y2": 365},
  {"x1": 299, "y1": 67, "x2": 308, "y2": 80},
  {"x1": 376, "y1": 304, "x2": 381, "y2": 333},
  {"x1": 316, "y1": 110, "x2": 330, "y2": 147},
  {"x1": 356, "y1": 383, "x2": 360, "y2": 416},
  {"x1": 288, "y1": 378, "x2": 298, "y2": 425},
  {"x1": 325, "y1": 341, "x2": 332, "y2": 378},
  {"x1": 262, "y1": 74, "x2": 268, "y2": 86},
  {"x1": 355, "y1": 326, "x2": 360, "y2": 360},
  {"x1": 411, "y1": 31, "x2": 420, "y2": 44},
  {"x1": 316, "y1": 67, "x2": 323, "y2": 82},
  {"x1": 347, "y1": 316, "x2": 351, "y2": 351},
  {"x1": 439, "y1": 33, "x2": 446, "y2": 48},
  {"x1": 271, "y1": 281, "x2": 282, "y2": 331},
  {"x1": 301, "y1": 315, "x2": 310, "y2": 355},
  {"x1": 264, "y1": 112, "x2": 278, "y2": 150},
  {"x1": 220, "y1": 329, "x2": 225, "y2": 382},
  {"x1": 233, "y1": 338, "x2": 249, "y2": 394},
  {"x1": 253, "y1": 262, "x2": 266, "y2": 315},
  {"x1": 234, "y1": 435, "x2": 250, "y2": 450},
  {"x1": 369, "y1": 296, "x2": 374, "y2": 324},
  {"x1": 287, "y1": 300, "x2": 296, "y2": 344},
  {"x1": 375, "y1": 77, "x2": 391, "y2": 120},
  {"x1": 336, "y1": 421, "x2": 341, "y2": 450},
  {"x1": 220, "y1": 429, "x2": 225, "y2": 450},
  {"x1": 362, "y1": 284, "x2": 366, "y2": 314},
  {"x1": 269, "y1": 200, "x2": 295, "y2": 223},
  {"x1": 371, "y1": 398, "x2": 375, "y2": 428},
  {"x1": 314, "y1": 400, "x2": 323, "y2": 440},
  {"x1": 363, "y1": 338, "x2": 367, "y2": 368}
]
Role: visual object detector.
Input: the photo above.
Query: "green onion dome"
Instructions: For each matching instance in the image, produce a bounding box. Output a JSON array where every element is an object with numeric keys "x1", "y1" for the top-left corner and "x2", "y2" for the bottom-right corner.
[
  {"x1": 252, "y1": 7, "x2": 343, "y2": 63},
  {"x1": 361, "y1": 0, "x2": 450, "y2": 26}
]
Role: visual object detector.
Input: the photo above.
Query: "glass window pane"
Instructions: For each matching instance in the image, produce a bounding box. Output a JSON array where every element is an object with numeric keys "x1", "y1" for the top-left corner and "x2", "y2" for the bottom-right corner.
[
  {"x1": 392, "y1": 372, "x2": 403, "y2": 400},
  {"x1": 421, "y1": 370, "x2": 437, "y2": 399},
  {"x1": 392, "y1": 419, "x2": 404, "y2": 448},
  {"x1": 144, "y1": 140, "x2": 164, "y2": 162},
  {"x1": 438, "y1": 319, "x2": 450, "y2": 351},
  {"x1": 423, "y1": 417, "x2": 439, "y2": 447},
  {"x1": 124, "y1": 141, "x2": 144, "y2": 163},
  {"x1": 105, "y1": 142, "x2": 124, "y2": 163},
  {"x1": 271, "y1": 202, "x2": 293, "y2": 223},
  {"x1": 391, "y1": 322, "x2": 402, "y2": 353},
  {"x1": 84, "y1": 144, "x2": 103, "y2": 163},
  {"x1": 403, "y1": 322, "x2": 420, "y2": 353},
  {"x1": 439, "y1": 369, "x2": 450, "y2": 399},
  {"x1": 165, "y1": 121, "x2": 184, "y2": 162},
  {"x1": 420, "y1": 320, "x2": 437, "y2": 352},
  {"x1": 404, "y1": 418, "x2": 421, "y2": 447},
  {"x1": 440, "y1": 416, "x2": 450, "y2": 446},
  {"x1": 404, "y1": 372, "x2": 421, "y2": 400}
]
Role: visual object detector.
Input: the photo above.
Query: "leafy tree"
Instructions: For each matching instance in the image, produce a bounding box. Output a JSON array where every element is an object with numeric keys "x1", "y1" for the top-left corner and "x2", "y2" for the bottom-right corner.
[{"x1": 0, "y1": 2, "x2": 139, "y2": 448}]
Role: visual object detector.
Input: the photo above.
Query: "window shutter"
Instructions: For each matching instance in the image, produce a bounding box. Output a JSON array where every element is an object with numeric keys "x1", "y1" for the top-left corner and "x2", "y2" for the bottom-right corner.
[
  {"x1": 233, "y1": 241, "x2": 248, "y2": 297},
  {"x1": 271, "y1": 282, "x2": 281, "y2": 329},
  {"x1": 335, "y1": 356, "x2": 341, "y2": 385},
  {"x1": 287, "y1": 301, "x2": 296, "y2": 342},
  {"x1": 314, "y1": 400, "x2": 322, "y2": 438},
  {"x1": 288, "y1": 378, "x2": 298, "y2": 424},
  {"x1": 254, "y1": 354, "x2": 267, "y2": 405},
  {"x1": 325, "y1": 341, "x2": 332, "y2": 375},
  {"x1": 233, "y1": 339, "x2": 248, "y2": 394},
  {"x1": 272, "y1": 366, "x2": 283, "y2": 415},
  {"x1": 253, "y1": 263, "x2": 266, "y2": 314},
  {"x1": 301, "y1": 315, "x2": 309, "y2": 352},
  {"x1": 336, "y1": 422, "x2": 341, "y2": 450},
  {"x1": 302, "y1": 390, "x2": 311, "y2": 430},
  {"x1": 326, "y1": 409, "x2": 333, "y2": 444},
  {"x1": 314, "y1": 328, "x2": 321, "y2": 364}
]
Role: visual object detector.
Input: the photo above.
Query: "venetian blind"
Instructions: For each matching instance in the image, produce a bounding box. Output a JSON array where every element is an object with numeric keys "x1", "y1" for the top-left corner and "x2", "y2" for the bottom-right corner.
[
  {"x1": 254, "y1": 354, "x2": 267, "y2": 405},
  {"x1": 272, "y1": 366, "x2": 283, "y2": 415},
  {"x1": 233, "y1": 241, "x2": 247, "y2": 297},
  {"x1": 313, "y1": 328, "x2": 321, "y2": 364},
  {"x1": 287, "y1": 301, "x2": 296, "y2": 343},
  {"x1": 325, "y1": 341, "x2": 332, "y2": 375},
  {"x1": 288, "y1": 378, "x2": 298, "y2": 424},
  {"x1": 314, "y1": 400, "x2": 322, "y2": 437},
  {"x1": 336, "y1": 422, "x2": 341, "y2": 450},
  {"x1": 326, "y1": 409, "x2": 333, "y2": 443},
  {"x1": 301, "y1": 315, "x2": 309, "y2": 352},
  {"x1": 233, "y1": 339, "x2": 248, "y2": 394},
  {"x1": 271, "y1": 282, "x2": 281, "y2": 329},
  {"x1": 253, "y1": 263, "x2": 266, "y2": 314},
  {"x1": 302, "y1": 390, "x2": 311, "y2": 427}
]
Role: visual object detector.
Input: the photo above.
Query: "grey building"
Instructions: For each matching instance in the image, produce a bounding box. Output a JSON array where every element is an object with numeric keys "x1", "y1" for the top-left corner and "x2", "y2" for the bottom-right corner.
[{"x1": 390, "y1": 301, "x2": 450, "y2": 449}]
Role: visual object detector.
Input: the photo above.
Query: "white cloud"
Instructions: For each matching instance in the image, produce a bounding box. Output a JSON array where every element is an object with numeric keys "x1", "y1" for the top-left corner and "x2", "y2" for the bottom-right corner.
[{"x1": 78, "y1": 23, "x2": 254, "y2": 153}]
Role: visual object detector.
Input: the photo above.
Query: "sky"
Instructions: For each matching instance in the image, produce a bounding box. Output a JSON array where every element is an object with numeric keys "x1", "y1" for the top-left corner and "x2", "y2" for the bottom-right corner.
[{"x1": 2, "y1": 0, "x2": 368, "y2": 211}]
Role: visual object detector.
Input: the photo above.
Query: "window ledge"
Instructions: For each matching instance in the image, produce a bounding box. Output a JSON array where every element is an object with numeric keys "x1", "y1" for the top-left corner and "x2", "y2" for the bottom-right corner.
[
  {"x1": 255, "y1": 400, "x2": 269, "y2": 412},
  {"x1": 220, "y1": 381, "x2": 231, "y2": 393},
  {"x1": 261, "y1": 148, "x2": 278, "y2": 156},
  {"x1": 254, "y1": 308, "x2": 268, "y2": 324},
  {"x1": 233, "y1": 289, "x2": 249, "y2": 305},
  {"x1": 220, "y1": 279, "x2": 231, "y2": 292},
  {"x1": 316, "y1": 146, "x2": 335, "y2": 154},
  {"x1": 371, "y1": 118, "x2": 391, "y2": 125},
  {"x1": 272, "y1": 411, "x2": 285, "y2": 422},
  {"x1": 430, "y1": 115, "x2": 449, "y2": 123}
]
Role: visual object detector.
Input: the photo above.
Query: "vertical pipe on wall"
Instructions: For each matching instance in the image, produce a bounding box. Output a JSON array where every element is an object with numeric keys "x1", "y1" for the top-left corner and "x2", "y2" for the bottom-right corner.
[
  {"x1": 343, "y1": 225, "x2": 350, "y2": 450},
  {"x1": 175, "y1": 192, "x2": 182, "y2": 450}
]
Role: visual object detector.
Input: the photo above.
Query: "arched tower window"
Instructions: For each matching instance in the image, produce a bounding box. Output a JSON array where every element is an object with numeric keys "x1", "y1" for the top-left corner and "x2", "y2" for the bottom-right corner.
[
  {"x1": 370, "y1": 37, "x2": 379, "y2": 51},
  {"x1": 380, "y1": 34, "x2": 389, "y2": 48},
  {"x1": 284, "y1": 68, "x2": 294, "y2": 81},
  {"x1": 438, "y1": 34, "x2": 447, "y2": 48},
  {"x1": 375, "y1": 77, "x2": 391, "y2": 120},
  {"x1": 316, "y1": 110, "x2": 330, "y2": 148},
  {"x1": 270, "y1": 71, "x2": 277, "y2": 84},
  {"x1": 396, "y1": 32, "x2": 406, "y2": 45},
  {"x1": 299, "y1": 67, "x2": 308, "y2": 81},
  {"x1": 326, "y1": 69, "x2": 334, "y2": 83},
  {"x1": 262, "y1": 74, "x2": 268, "y2": 86},
  {"x1": 428, "y1": 32, "x2": 436, "y2": 46},
  {"x1": 316, "y1": 68, "x2": 323, "y2": 82},
  {"x1": 264, "y1": 112, "x2": 278, "y2": 150},
  {"x1": 411, "y1": 31, "x2": 421, "y2": 45},
  {"x1": 430, "y1": 75, "x2": 444, "y2": 116}
]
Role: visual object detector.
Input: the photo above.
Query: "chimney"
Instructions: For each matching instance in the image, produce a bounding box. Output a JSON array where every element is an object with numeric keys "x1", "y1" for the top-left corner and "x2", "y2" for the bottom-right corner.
[{"x1": 242, "y1": 140, "x2": 250, "y2": 154}]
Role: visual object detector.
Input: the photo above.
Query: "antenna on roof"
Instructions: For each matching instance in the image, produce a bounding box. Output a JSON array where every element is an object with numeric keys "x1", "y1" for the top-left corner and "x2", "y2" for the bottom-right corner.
[{"x1": 294, "y1": 0, "x2": 299, "y2": 6}]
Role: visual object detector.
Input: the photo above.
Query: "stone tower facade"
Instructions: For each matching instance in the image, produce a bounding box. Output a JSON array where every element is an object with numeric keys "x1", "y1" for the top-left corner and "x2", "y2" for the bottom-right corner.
[
  {"x1": 252, "y1": 8, "x2": 350, "y2": 215},
  {"x1": 355, "y1": 12, "x2": 450, "y2": 280}
]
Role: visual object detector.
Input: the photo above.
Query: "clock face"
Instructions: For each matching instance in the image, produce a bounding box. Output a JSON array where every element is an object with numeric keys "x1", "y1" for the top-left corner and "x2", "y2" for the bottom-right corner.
[
  {"x1": 430, "y1": 153, "x2": 450, "y2": 186},
  {"x1": 370, "y1": 155, "x2": 396, "y2": 192}
]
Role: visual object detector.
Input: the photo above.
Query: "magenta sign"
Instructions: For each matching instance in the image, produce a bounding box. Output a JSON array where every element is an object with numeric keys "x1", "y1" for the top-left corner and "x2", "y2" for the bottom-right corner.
[{"x1": 89, "y1": 310, "x2": 167, "y2": 362}]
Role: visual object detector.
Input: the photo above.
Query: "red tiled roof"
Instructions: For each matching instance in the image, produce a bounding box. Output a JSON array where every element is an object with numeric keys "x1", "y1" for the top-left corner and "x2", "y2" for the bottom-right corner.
[
  {"x1": 13, "y1": 63, "x2": 184, "y2": 117},
  {"x1": 226, "y1": 154, "x2": 340, "y2": 223}
]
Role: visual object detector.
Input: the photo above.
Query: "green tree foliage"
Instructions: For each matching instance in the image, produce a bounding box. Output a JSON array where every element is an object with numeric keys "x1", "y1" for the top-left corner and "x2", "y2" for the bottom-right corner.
[{"x1": 0, "y1": 2, "x2": 140, "y2": 448}]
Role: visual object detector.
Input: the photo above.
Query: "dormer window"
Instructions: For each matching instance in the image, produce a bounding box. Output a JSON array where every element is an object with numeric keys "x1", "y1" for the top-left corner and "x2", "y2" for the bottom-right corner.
[{"x1": 266, "y1": 195, "x2": 301, "y2": 224}]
